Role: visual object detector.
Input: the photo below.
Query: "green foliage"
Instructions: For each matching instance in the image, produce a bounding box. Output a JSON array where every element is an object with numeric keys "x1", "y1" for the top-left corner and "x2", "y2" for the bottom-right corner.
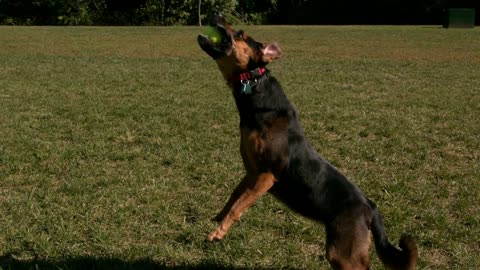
[
  {"x1": 56, "y1": 0, "x2": 93, "y2": 25},
  {"x1": 135, "y1": 0, "x2": 195, "y2": 25},
  {"x1": 0, "y1": 0, "x2": 277, "y2": 25},
  {"x1": 3, "y1": 0, "x2": 470, "y2": 25}
]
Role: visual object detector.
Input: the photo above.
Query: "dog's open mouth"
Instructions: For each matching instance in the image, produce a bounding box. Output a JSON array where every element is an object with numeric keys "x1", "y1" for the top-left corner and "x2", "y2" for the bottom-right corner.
[{"x1": 197, "y1": 15, "x2": 233, "y2": 59}]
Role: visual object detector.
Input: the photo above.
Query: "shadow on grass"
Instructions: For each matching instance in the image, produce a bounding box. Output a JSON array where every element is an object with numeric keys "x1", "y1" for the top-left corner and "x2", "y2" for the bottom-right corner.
[{"x1": 0, "y1": 253, "x2": 295, "y2": 270}]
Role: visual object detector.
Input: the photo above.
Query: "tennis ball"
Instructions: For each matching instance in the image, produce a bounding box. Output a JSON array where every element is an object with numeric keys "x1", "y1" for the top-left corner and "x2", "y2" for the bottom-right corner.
[{"x1": 204, "y1": 26, "x2": 221, "y2": 43}]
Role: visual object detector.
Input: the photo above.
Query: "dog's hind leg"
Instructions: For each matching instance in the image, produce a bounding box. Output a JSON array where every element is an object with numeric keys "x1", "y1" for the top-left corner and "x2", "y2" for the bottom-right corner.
[
  {"x1": 207, "y1": 172, "x2": 275, "y2": 241},
  {"x1": 325, "y1": 208, "x2": 372, "y2": 270}
]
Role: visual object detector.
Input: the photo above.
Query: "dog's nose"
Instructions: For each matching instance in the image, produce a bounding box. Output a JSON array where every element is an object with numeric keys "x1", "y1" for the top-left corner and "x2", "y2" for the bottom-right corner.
[{"x1": 213, "y1": 13, "x2": 225, "y2": 26}]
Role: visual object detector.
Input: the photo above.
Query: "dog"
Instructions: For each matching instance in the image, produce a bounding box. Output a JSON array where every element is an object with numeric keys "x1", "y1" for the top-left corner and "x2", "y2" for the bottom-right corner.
[{"x1": 197, "y1": 14, "x2": 418, "y2": 270}]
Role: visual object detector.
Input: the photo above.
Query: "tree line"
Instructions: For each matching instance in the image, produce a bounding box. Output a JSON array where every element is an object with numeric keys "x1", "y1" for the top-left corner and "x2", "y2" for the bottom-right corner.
[{"x1": 0, "y1": 0, "x2": 477, "y2": 25}]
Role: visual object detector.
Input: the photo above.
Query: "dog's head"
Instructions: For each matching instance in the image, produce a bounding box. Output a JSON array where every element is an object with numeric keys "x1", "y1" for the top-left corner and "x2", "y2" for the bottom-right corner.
[{"x1": 197, "y1": 14, "x2": 282, "y2": 84}]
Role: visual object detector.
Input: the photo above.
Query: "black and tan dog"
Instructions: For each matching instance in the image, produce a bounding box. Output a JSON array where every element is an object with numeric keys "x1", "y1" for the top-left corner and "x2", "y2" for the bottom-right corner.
[{"x1": 197, "y1": 14, "x2": 417, "y2": 270}]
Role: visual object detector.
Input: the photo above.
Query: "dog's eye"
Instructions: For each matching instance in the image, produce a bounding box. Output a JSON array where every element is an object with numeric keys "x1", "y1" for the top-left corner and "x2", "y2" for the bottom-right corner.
[{"x1": 235, "y1": 31, "x2": 244, "y2": 39}]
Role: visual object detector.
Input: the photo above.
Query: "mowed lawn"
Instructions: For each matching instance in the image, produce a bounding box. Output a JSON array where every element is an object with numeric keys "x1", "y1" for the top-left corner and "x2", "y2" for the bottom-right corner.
[{"x1": 0, "y1": 25, "x2": 479, "y2": 269}]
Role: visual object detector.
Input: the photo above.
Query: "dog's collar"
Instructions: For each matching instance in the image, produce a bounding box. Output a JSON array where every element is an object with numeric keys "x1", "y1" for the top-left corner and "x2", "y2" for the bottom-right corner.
[{"x1": 236, "y1": 67, "x2": 268, "y2": 95}]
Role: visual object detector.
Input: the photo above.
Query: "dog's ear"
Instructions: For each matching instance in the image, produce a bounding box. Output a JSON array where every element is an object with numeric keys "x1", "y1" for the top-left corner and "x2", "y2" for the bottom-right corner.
[{"x1": 262, "y1": 43, "x2": 282, "y2": 62}]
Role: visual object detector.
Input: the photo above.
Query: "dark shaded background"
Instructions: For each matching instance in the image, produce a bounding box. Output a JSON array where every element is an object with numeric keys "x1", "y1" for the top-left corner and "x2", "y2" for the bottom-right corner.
[
  {"x1": 274, "y1": 0, "x2": 477, "y2": 25},
  {"x1": 0, "y1": 0, "x2": 478, "y2": 26}
]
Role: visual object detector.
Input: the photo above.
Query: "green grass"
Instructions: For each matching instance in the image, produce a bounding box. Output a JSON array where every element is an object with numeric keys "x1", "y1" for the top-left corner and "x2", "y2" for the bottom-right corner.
[{"x1": 0, "y1": 25, "x2": 479, "y2": 269}]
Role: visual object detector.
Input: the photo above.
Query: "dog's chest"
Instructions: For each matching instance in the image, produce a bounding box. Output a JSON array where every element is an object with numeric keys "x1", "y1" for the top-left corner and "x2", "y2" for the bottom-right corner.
[{"x1": 239, "y1": 117, "x2": 289, "y2": 175}]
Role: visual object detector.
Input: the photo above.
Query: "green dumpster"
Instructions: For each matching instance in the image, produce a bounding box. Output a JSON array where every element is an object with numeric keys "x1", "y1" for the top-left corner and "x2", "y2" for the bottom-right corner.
[{"x1": 444, "y1": 8, "x2": 476, "y2": 28}]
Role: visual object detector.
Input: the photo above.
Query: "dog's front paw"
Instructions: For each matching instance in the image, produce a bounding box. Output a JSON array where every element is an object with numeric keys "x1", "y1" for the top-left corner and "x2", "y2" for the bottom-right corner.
[{"x1": 207, "y1": 228, "x2": 225, "y2": 242}]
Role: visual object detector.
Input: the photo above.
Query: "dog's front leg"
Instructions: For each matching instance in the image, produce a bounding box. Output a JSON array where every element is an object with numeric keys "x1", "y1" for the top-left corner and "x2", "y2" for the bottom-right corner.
[
  {"x1": 212, "y1": 175, "x2": 251, "y2": 222},
  {"x1": 207, "y1": 172, "x2": 276, "y2": 241}
]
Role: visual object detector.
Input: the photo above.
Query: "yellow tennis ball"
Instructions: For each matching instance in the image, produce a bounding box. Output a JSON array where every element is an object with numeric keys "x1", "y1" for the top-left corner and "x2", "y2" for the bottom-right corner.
[{"x1": 204, "y1": 26, "x2": 221, "y2": 43}]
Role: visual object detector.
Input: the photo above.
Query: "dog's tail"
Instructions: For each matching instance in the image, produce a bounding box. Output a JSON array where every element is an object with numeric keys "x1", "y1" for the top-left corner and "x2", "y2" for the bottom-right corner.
[{"x1": 369, "y1": 200, "x2": 418, "y2": 270}]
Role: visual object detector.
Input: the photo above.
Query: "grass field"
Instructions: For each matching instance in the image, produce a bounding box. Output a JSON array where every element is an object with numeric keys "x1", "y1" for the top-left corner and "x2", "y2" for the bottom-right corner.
[{"x1": 0, "y1": 25, "x2": 479, "y2": 269}]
